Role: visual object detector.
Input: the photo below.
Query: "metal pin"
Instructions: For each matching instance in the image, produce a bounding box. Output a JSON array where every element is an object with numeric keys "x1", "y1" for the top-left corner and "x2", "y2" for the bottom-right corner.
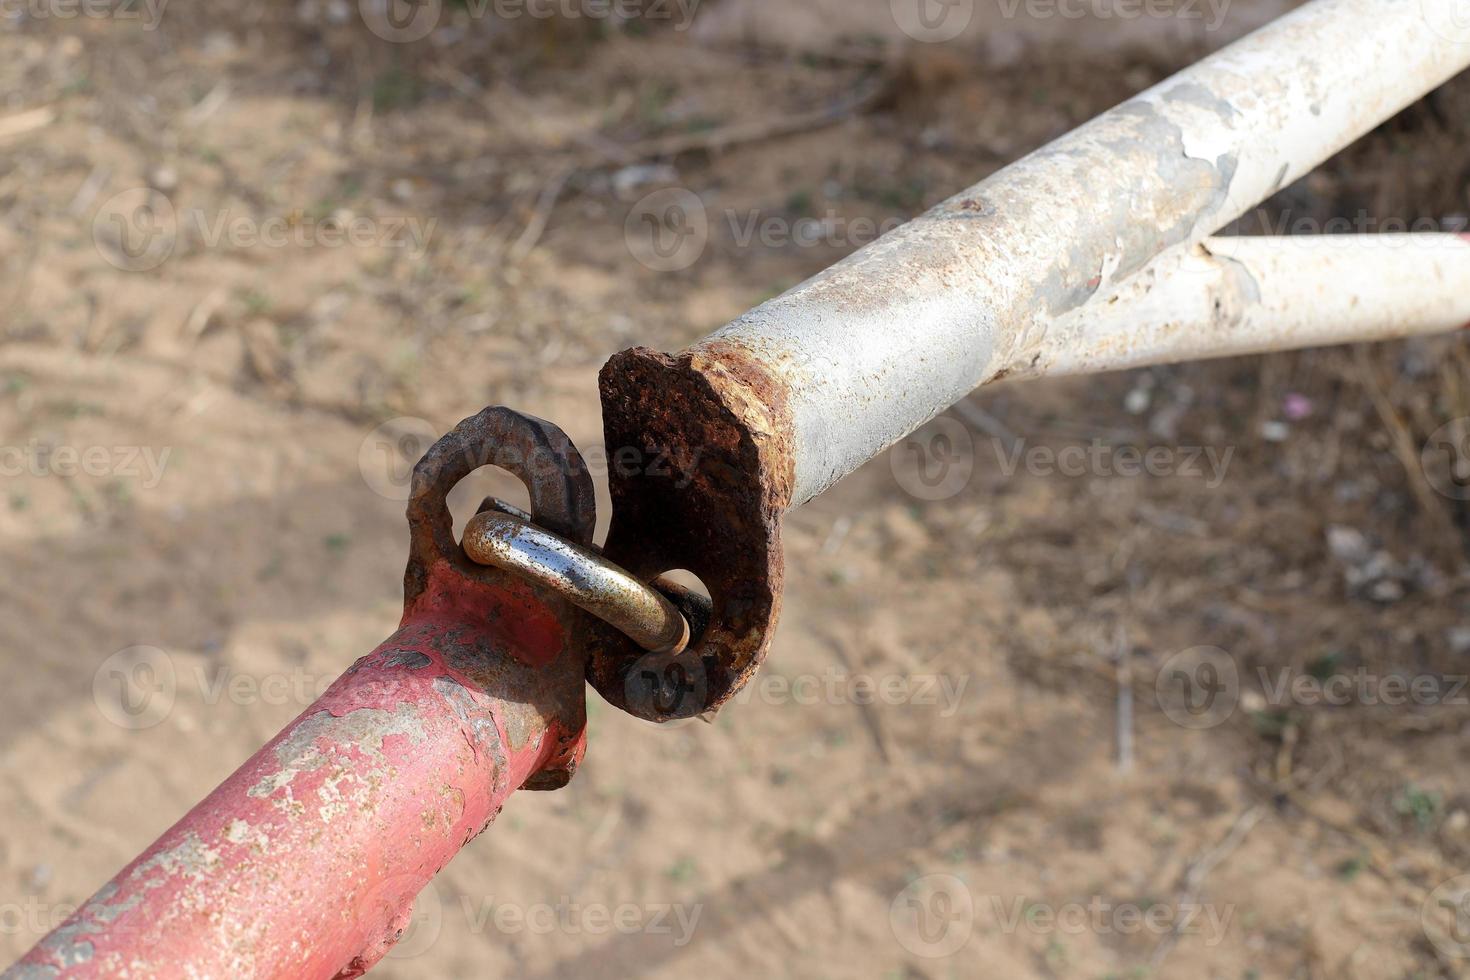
[{"x1": 462, "y1": 508, "x2": 691, "y2": 654}]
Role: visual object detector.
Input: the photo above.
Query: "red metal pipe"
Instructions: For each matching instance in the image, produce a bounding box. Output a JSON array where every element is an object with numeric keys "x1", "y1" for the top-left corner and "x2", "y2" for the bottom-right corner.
[{"x1": 8, "y1": 408, "x2": 597, "y2": 979}]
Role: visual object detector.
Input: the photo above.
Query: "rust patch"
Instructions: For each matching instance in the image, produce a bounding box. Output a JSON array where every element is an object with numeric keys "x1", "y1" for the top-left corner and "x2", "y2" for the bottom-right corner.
[
  {"x1": 403, "y1": 405, "x2": 596, "y2": 611},
  {"x1": 400, "y1": 407, "x2": 595, "y2": 790},
  {"x1": 589, "y1": 341, "x2": 795, "y2": 720}
]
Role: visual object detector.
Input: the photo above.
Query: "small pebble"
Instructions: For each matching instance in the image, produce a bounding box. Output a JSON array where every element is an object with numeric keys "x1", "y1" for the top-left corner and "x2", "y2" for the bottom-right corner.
[
  {"x1": 1368, "y1": 579, "x2": 1405, "y2": 603},
  {"x1": 1260, "y1": 420, "x2": 1290, "y2": 443},
  {"x1": 149, "y1": 165, "x2": 178, "y2": 193},
  {"x1": 1327, "y1": 525, "x2": 1370, "y2": 565}
]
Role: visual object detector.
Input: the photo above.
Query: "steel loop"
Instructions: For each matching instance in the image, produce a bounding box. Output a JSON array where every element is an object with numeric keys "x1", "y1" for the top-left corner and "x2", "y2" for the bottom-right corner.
[{"x1": 461, "y1": 503, "x2": 692, "y2": 654}]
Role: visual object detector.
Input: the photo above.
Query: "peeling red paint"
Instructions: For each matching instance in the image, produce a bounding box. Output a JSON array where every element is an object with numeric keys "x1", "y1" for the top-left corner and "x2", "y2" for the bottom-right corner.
[{"x1": 14, "y1": 409, "x2": 596, "y2": 979}]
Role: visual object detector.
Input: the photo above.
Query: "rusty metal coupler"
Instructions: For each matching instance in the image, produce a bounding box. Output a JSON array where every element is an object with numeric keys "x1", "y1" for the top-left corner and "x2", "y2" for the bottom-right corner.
[{"x1": 451, "y1": 343, "x2": 793, "y2": 727}]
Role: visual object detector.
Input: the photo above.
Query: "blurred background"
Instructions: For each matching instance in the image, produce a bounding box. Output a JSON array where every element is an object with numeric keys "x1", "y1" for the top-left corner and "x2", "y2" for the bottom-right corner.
[{"x1": 2, "y1": 0, "x2": 1470, "y2": 976}]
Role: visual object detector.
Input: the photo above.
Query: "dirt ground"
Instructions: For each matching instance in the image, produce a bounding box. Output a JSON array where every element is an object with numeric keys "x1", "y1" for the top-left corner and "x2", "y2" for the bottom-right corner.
[{"x1": 2, "y1": 1, "x2": 1470, "y2": 977}]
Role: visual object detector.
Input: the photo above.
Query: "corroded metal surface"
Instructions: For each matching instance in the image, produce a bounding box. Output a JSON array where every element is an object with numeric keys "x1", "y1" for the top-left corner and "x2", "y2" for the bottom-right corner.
[
  {"x1": 462, "y1": 509, "x2": 691, "y2": 654},
  {"x1": 588, "y1": 343, "x2": 793, "y2": 721},
  {"x1": 591, "y1": 0, "x2": 1470, "y2": 719},
  {"x1": 404, "y1": 406, "x2": 596, "y2": 609},
  {"x1": 700, "y1": 0, "x2": 1470, "y2": 505},
  {"x1": 10, "y1": 409, "x2": 596, "y2": 979}
]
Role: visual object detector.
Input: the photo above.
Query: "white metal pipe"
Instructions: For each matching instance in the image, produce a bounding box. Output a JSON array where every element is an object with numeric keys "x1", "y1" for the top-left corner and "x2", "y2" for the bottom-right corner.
[
  {"x1": 1002, "y1": 234, "x2": 1470, "y2": 378},
  {"x1": 696, "y1": 0, "x2": 1470, "y2": 505}
]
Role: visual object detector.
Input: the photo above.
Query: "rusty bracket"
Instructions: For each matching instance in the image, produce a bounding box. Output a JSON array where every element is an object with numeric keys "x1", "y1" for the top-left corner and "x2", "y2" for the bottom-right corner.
[
  {"x1": 405, "y1": 405, "x2": 598, "y2": 789},
  {"x1": 586, "y1": 342, "x2": 795, "y2": 722}
]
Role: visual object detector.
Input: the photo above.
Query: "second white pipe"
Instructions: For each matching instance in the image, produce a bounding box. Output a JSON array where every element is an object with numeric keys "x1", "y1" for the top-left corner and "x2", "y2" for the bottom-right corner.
[{"x1": 1004, "y1": 234, "x2": 1470, "y2": 379}]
